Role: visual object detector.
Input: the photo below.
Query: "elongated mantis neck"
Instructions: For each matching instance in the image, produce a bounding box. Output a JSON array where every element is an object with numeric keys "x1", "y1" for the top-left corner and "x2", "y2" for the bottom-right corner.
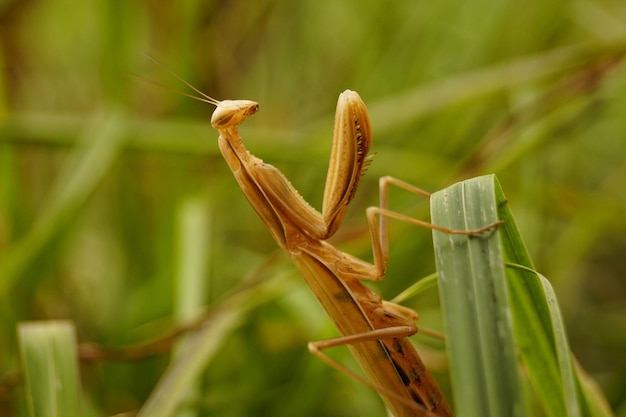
[{"x1": 218, "y1": 126, "x2": 259, "y2": 163}]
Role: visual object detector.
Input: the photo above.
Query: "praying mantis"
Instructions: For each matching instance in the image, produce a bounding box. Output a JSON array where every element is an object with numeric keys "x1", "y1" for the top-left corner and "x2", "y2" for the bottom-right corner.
[{"x1": 155, "y1": 65, "x2": 500, "y2": 416}]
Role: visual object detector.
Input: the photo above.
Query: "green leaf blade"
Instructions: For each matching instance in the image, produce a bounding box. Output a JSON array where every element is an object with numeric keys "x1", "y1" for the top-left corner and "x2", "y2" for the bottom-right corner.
[
  {"x1": 494, "y1": 177, "x2": 611, "y2": 417},
  {"x1": 431, "y1": 175, "x2": 613, "y2": 417},
  {"x1": 18, "y1": 321, "x2": 82, "y2": 417},
  {"x1": 431, "y1": 175, "x2": 525, "y2": 417}
]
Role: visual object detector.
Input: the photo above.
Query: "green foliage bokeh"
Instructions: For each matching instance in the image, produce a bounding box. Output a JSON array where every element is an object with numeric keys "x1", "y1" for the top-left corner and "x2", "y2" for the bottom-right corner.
[{"x1": 1, "y1": 1, "x2": 625, "y2": 416}]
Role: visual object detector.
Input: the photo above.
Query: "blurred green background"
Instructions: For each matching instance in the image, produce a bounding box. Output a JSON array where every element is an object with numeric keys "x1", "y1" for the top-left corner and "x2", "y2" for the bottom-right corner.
[{"x1": 1, "y1": 0, "x2": 625, "y2": 416}]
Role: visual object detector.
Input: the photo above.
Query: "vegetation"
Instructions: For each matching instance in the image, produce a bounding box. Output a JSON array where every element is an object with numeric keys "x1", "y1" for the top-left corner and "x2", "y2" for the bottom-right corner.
[{"x1": 1, "y1": 0, "x2": 625, "y2": 416}]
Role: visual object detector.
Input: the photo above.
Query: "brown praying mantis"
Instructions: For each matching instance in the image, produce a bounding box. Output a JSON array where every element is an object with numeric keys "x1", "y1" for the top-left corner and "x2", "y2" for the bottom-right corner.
[{"x1": 153, "y1": 64, "x2": 502, "y2": 416}]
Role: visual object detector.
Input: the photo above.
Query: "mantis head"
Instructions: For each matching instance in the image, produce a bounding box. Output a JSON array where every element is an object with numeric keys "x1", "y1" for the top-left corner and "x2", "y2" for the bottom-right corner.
[{"x1": 210, "y1": 100, "x2": 259, "y2": 129}]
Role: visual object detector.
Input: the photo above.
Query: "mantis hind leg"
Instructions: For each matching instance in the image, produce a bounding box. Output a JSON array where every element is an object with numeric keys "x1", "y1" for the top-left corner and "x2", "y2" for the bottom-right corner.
[{"x1": 307, "y1": 325, "x2": 435, "y2": 416}]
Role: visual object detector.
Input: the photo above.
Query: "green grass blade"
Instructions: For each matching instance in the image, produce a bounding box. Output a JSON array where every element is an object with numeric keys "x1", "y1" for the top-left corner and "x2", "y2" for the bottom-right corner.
[
  {"x1": 494, "y1": 177, "x2": 614, "y2": 417},
  {"x1": 431, "y1": 175, "x2": 524, "y2": 417},
  {"x1": 136, "y1": 306, "x2": 243, "y2": 417},
  {"x1": 18, "y1": 321, "x2": 82, "y2": 417},
  {"x1": 368, "y1": 39, "x2": 626, "y2": 133},
  {"x1": 431, "y1": 175, "x2": 613, "y2": 417},
  {"x1": 171, "y1": 197, "x2": 212, "y2": 417},
  {"x1": 173, "y1": 196, "x2": 212, "y2": 324},
  {"x1": 136, "y1": 271, "x2": 297, "y2": 417}
]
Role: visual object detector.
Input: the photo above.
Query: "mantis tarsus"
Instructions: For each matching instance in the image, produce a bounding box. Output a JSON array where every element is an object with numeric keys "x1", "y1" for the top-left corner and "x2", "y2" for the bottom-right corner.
[{"x1": 157, "y1": 66, "x2": 501, "y2": 416}]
